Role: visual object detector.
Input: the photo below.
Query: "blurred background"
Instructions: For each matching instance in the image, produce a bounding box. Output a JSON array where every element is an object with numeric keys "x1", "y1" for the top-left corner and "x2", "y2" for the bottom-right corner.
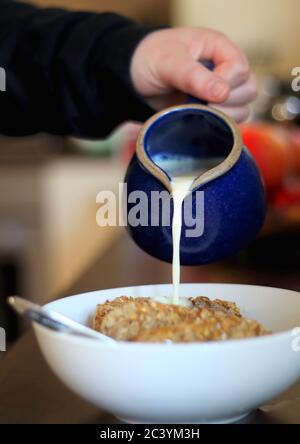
[{"x1": 1, "y1": 0, "x2": 300, "y2": 344}]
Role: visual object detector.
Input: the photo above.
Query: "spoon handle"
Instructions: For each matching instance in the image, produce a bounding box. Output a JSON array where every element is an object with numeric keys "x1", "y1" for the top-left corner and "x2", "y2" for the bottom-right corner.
[{"x1": 7, "y1": 295, "x2": 115, "y2": 343}]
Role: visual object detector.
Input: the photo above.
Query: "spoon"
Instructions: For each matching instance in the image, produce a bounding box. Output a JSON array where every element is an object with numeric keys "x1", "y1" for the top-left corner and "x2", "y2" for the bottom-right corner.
[{"x1": 8, "y1": 295, "x2": 115, "y2": 343}]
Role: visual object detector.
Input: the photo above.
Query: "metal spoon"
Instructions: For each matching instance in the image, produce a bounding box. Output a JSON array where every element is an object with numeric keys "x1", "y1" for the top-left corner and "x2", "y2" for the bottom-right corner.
[{"x1": 8, "y1": 295, "x2": 115, "y2": 343}]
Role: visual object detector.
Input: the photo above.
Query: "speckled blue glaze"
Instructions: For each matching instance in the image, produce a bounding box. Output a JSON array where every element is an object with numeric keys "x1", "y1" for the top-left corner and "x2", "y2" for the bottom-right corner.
[{"x1": 125, "y1": 107, "x2": 266, "y2": 265}]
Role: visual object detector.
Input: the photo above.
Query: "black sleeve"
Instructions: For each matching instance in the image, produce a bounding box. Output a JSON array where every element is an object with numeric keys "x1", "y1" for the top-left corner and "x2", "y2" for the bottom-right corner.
[{"x1": 0, "y1": 0, "x2": 156, "y2": 137}]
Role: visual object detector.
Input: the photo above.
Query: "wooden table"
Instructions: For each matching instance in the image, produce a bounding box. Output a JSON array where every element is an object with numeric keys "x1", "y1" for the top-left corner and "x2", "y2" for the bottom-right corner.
[{"x1": 0, "y1": 231, "x2": 300, "y2": 424}]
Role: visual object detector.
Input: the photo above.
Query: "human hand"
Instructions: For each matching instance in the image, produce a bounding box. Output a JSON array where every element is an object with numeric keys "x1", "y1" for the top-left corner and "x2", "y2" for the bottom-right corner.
[{"x1": 131, "y1": 27, "x2": 257, "y2": 123}]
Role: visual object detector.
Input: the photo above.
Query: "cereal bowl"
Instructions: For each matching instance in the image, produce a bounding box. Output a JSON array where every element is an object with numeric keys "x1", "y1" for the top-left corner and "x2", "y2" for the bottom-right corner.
[{"x1": 33, "y1": 284, "x2": 300, "y2": 424}]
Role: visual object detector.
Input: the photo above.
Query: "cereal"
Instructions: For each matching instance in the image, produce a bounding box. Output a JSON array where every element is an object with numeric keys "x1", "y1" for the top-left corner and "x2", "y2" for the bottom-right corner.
[{"x1": 93, "y1": 296, "x2": 270, "y2": 342}]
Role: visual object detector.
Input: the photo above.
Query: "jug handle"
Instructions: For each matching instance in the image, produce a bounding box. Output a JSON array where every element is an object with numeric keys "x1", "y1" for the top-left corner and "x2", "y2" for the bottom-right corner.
[{"x1": 187, "y1": 60, "x2": 215, "y2": 105}]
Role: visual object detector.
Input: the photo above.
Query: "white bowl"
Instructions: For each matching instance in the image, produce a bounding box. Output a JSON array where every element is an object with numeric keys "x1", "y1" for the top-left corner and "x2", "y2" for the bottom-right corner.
[{"x1": 34, "y1": 284, "x2": 300, "y2": 424}]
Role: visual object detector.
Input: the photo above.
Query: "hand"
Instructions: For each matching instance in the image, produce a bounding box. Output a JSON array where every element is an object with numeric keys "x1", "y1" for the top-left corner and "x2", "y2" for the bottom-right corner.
[{"x1": 131, "y1": 27, "x2": 257, "y2": 123}]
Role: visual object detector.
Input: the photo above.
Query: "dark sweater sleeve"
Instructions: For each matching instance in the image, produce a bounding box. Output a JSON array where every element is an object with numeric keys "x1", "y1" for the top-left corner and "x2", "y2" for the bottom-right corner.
[{"x1": 0, "y1": 0, "x2": 156, "y2": 137}]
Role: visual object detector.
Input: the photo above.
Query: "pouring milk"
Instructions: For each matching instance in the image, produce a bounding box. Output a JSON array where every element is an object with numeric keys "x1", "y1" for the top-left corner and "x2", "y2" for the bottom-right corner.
[
  {"x1": 171, "y1": 175, "x2": 195, "y2": 304},
  {"x1": 155, "y1": 155, "x2": 224, "y2": 305}
]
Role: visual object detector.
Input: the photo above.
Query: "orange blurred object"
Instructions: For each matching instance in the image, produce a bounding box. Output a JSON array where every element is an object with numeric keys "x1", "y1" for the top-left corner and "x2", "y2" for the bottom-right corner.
[
  {"x1": 272, "y1": 182, "x2": 300, "y2": 209},
  {"x1": 241, "y1": 124, "x2": 290, "y2": 195},
  {"x1": 290, "y1": 129, "x2": 300, "y2": 177}
]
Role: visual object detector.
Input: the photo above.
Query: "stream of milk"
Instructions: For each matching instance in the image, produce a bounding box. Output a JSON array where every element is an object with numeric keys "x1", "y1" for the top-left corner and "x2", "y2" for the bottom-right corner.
[
  {"x1": 171, "y1": 175, "x2": 196, "y2": 305},
  {"x1": 153, "y1": 156, "x2": 223, "y2": 305}
]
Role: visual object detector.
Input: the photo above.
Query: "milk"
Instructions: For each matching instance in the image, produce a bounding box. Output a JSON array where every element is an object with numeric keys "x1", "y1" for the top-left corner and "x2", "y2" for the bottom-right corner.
[
  {"x1": 153, "y1": 155, "x2": 224, "y2": 305},
  {"x1": 171, "y1": 175, "x2": 196, "y2": 305}
]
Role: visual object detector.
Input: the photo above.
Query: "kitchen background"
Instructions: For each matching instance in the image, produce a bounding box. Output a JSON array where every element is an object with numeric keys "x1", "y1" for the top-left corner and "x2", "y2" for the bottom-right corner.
[{"x1": 1, "y1": 0, "x2": 300, "y2": 344}]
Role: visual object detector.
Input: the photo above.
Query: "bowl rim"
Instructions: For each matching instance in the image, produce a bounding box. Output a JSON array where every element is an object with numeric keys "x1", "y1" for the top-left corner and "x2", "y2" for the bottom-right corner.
[{"x1": 36, "y1": 283, "x2": 300, "y2": 352}]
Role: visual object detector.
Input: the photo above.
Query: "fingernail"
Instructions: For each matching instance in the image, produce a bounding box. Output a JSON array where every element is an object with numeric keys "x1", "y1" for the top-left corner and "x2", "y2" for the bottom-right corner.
[{"x1": 209, "y1": 80, "x2": 229, "y2": 101}]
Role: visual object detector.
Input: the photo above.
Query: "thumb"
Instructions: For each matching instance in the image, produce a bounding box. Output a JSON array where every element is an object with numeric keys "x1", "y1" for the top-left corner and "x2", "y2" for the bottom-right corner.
[{"x1": 159, "y1": 54, "x2": 230, "y2": 103}]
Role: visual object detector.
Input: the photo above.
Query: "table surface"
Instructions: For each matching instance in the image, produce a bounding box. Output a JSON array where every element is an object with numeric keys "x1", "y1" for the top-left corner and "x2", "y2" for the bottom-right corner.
[{"x1": 0, "y1": 231, "x2": 300, "y2": 424}]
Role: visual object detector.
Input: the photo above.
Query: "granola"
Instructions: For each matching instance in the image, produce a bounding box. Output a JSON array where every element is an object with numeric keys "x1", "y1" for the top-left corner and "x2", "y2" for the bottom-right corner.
[{"x1": 93, "y1": 296, "x2": 270, "y2": 342}]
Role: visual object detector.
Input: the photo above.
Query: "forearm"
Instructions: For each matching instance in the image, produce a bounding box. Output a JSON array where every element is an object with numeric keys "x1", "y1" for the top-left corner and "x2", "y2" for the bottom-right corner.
[{"x1": 0, "y1": 0, "x2": 154, "y2": 137}]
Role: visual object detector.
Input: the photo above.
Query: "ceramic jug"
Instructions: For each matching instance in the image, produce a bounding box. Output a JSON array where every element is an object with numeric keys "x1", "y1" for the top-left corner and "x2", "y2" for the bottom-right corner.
[{"x1": 124, "y1": 104, "x2": 266, "y2": 265}]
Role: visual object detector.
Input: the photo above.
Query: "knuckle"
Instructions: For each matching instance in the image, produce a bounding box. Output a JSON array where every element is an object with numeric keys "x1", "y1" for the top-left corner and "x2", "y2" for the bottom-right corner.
[
  {"x1": 213, "y1": 29, "x2": 227, "y2": 40},
  {"x1": 158, "y1": 51, "x2": 170, "y2": 66},
  {"x1": 248, "y1": 83, "x2": 258, "y2": 101},
  {"x1": 248, "y1": 75, "x2": 258, "y2": 97},
  {"x1": 234, "y1": 63, "x2": 251, "y2": 84},
  {"x1": 184, "y1": 66, "x2": 200, "y2": 91}
]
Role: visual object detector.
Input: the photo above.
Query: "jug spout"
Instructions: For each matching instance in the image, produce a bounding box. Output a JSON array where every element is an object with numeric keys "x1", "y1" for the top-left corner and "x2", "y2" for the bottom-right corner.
[{"x1": 136, "y1": 104, "x2": 243, "y2": 192}]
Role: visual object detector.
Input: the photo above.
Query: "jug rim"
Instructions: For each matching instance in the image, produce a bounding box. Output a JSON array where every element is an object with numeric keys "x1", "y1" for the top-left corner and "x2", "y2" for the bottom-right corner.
[{"x1": 136, "y1": 104, "x2": 243, "y2": 193}]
